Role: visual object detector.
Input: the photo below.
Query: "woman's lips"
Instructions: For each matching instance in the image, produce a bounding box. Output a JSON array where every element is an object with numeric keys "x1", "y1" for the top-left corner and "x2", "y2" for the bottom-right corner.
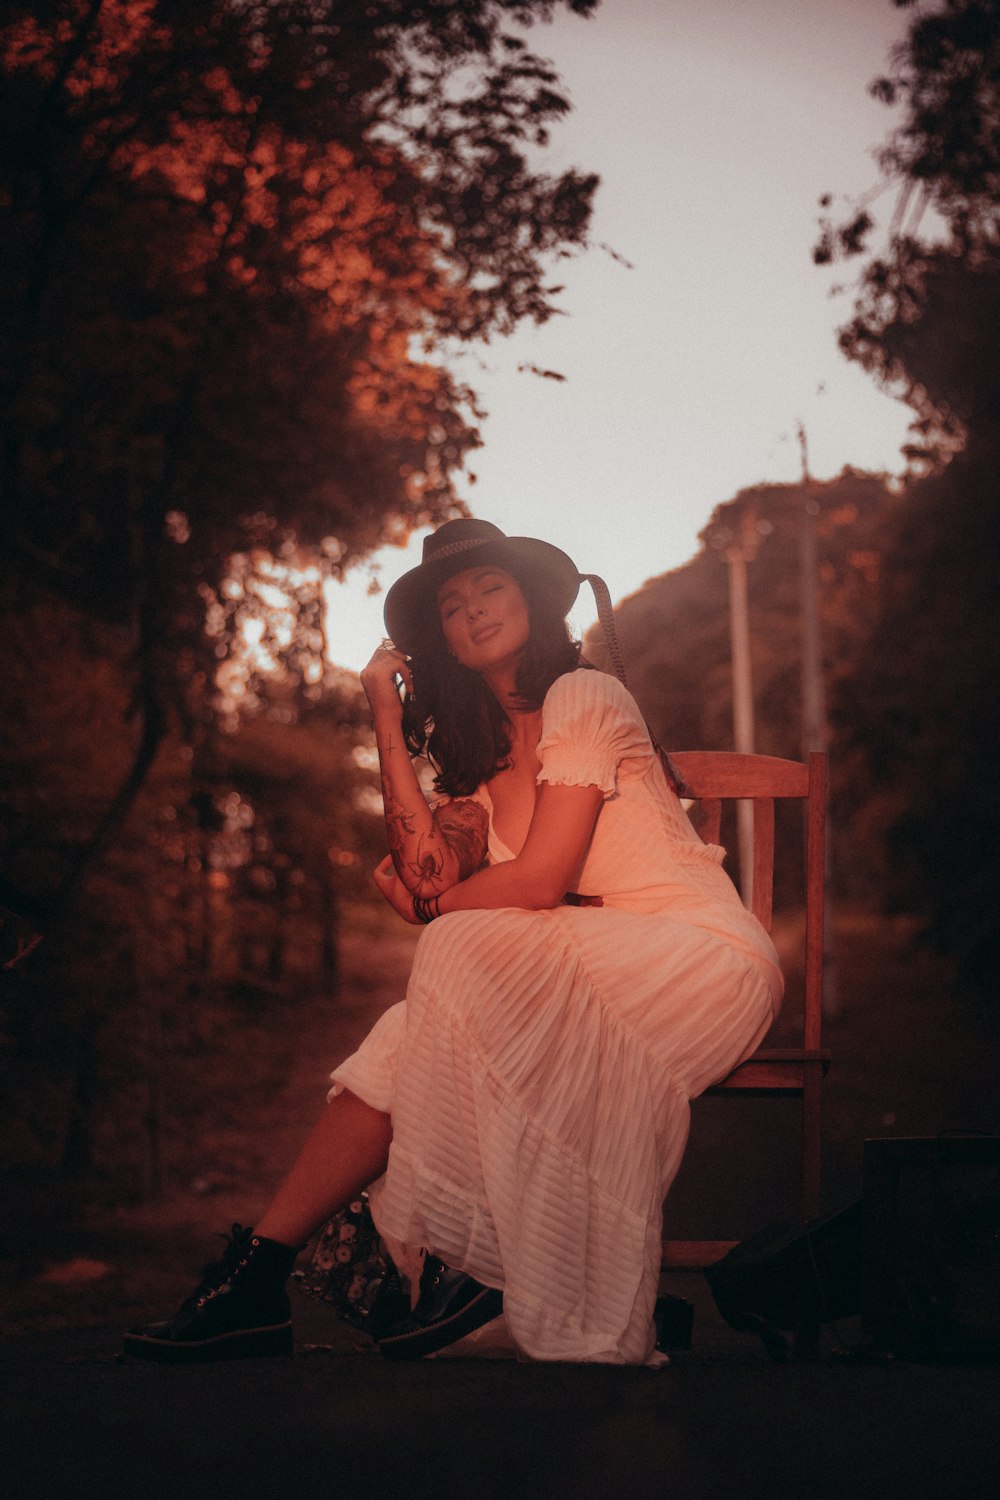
[{"x1": 470, "y1": 622, "x2": 502, "y2": 644}]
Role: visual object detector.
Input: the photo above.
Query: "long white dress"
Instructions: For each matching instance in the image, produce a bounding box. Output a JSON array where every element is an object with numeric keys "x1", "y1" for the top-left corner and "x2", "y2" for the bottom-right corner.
[{"x1": 330, "y1": 669, "x2": 783, "y2": 1364}]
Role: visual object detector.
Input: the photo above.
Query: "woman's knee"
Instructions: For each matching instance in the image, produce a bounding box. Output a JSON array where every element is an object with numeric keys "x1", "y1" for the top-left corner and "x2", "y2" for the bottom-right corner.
[{"x1": 411, "y1": 910, "x2": 483, "y2": 979}]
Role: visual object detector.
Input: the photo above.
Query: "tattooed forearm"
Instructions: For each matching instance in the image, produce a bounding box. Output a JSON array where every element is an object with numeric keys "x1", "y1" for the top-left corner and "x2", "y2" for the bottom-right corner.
[
  {"x1": 370, "y1": 678, "x2": 452, "y2": 894},
  {"x1": 374, "y1": 691, "x2": 487, "y2": 893},
  {"x1": 381, "y1": 775, "x2": 418, "y2": 875},
  {"x1": 434, "y1": 799, "x2": 489, "y2": 882}
]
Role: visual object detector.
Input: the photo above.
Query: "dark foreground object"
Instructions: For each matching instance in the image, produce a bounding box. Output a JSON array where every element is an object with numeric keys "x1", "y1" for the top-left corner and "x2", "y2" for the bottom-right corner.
[
  {"x1": 706, "y1": 1137, "x2": 1000, "y2": 1367},
  {"x1": 705, "y1": 1203, "x2": 862, "y2": 1362},
  {"x1": 863, "y1": 1135, "x2": 1000, "y2": 1364},
  {"x1": 653, "y1": 1291, "x2": 694, "y2": 1350}
]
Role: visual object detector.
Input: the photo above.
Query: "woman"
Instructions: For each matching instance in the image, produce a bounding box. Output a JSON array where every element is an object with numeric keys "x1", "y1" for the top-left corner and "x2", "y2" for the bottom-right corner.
[{"x1": 125, "y1": 519, "x2": 782, "y2": 1366}]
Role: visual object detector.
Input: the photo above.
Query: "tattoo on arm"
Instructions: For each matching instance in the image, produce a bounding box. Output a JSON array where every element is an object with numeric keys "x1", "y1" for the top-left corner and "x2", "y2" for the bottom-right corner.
[
  {"x1": 382, "y1": 776, "x2": 418, "y2": 874},
  {"x1": 406, "y1": 834, "x2": 446, "y2": 895},
  {"x1": 434, "y1": 799, "x2": 489, "y2": 882},
  {"x1": 381, "y1": 778, "x2": 487, "y2": 894}
]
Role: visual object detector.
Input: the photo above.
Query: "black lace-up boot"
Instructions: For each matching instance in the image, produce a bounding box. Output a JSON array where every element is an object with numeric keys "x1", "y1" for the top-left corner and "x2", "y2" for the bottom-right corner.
[
  {"x1": 123, "y1": 1225, "x2": 298, "y2": 1363},
  {"x1": 377, "y1": 1255, "x2": 503, "y2": 1361}
]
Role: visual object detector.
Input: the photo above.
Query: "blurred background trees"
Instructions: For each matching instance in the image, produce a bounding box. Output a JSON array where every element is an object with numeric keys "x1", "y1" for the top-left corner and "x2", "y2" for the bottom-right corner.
[
  {"x1": 2, "y1": 0, "x2": 997, "y2": 1203},
  {"x1": 588, "y1": 468, "x2": 899, "y2": 912},
  {"x1": 815, "y1": 0, "x2": 1000, "y2": 997},
  {"x1": 600, "y1": 0, "x2": 999, "y2": 1001},
  {"x1": 0, "y1": 0, "x2": 597, "y2": 1188}
]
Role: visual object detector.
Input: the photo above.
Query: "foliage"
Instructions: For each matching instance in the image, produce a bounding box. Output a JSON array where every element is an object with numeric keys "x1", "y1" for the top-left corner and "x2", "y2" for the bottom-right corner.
[
  {"x1": 0, "y1": 0, "x2": 599, "y2": 1182},
  {"x1": 589, "y1": 471, "x2": 899, "y2": 908},
  {"x1": 834, "y1": 445, "x2": 1000, "y2": 996},
  {"x1": 0, "y1": 591, "x2": 386, "y2": 1183},
  {"x1": 814, "y1": 0, "x2": 1000, "y2": 996},
  {"x1": 0, "y1": 0, "x2": 598, "y2": 913},
  {"x1": 814, "y1": 0, "x2": 1000, "y2": 450}
]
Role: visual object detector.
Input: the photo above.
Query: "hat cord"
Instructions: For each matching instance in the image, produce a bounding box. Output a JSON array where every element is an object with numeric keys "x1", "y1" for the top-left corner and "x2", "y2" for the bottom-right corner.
[
  {"x1": 579, "y1": 574, "x2": 628, "y2": 687},
  {"x1": 579, "y1": 572, "x2": 687, "y2": 799}
]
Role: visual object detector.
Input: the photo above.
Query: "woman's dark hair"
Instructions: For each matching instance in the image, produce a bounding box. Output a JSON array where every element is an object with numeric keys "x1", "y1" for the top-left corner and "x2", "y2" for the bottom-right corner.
[{"x1": 402, "y1": 571, "x2": 585, "y2": 797}]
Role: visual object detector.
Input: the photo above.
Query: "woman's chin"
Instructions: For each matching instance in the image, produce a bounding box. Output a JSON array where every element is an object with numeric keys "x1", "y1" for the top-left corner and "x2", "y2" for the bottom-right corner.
[{"x1": 466, "y1": 643, "x2": 525, "y2": 678}]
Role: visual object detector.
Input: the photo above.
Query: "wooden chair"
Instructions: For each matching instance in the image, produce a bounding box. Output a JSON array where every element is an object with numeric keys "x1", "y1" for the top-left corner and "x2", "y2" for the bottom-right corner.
[{"x1": 661, "y1": 750, "x2": 829, "y2": 1270}]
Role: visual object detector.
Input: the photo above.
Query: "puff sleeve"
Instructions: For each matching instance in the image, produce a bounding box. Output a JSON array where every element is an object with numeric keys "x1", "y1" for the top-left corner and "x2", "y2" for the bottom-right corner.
[{"x1": 535, "y1": 670, "x2": 653, "y2": 800}]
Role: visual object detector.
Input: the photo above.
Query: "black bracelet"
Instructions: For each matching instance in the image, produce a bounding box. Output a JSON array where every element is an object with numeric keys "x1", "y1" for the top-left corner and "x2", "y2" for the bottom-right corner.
[{"x1": 412, "y1": 895, "x2": 441, "y2": 924}]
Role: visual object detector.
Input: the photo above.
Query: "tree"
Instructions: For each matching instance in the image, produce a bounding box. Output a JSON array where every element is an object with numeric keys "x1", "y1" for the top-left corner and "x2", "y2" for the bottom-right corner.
[
  {"x1": 814, "y1": 0, "x2": 1000, "y2": 996},
  {"x1": 589, "y1": 471, "x2": 899, "y2": 909},
  {"x1": 0, "y1": 0, "x2": 599, "y2": 917},
  {"x1": 0, "y1": 1, "x2": 601, "y2": 1183}
]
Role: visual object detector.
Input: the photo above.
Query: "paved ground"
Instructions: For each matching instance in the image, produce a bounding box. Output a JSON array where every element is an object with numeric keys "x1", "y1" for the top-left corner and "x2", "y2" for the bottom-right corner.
[{"x1": 5, "y1": 1274, "x2": 1000, "y2": 1500}]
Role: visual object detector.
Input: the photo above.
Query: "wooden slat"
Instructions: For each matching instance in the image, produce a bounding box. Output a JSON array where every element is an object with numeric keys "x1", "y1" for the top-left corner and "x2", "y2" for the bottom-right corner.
[
  {"x1": 709, "y1": 1063, "x2": 804, "y2": 1092},
  {"x1": 662, "y1": 1240, "x2": 738, "y2": 1269},
  {"x1": 670, "y1": 751, "x2": 810, "y2": 799},
  {"x1": 699, "y1": 796, "x2": 722, "y2": 845},
  {"x1": 751, "y1": 797, "x2": 775, "y2": 930},
  {"x1": 706, "y1": 1050, "x2": 830, "y2": 1092},
  {"x1": 738, "y1": 1048, "x2": 831, "y2": 1062}
]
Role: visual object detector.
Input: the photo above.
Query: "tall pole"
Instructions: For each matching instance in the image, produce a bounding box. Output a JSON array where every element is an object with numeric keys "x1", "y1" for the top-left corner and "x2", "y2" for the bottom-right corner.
[
  {"x1": 797, "y1": 423, "x2": 838, "y2": 1017},
  {"x1": 798, "y1": 425, "x2": 825, "y2": 760},
  {"x1": 724, "y1": 505, "x2": 760, "y2": 907}
]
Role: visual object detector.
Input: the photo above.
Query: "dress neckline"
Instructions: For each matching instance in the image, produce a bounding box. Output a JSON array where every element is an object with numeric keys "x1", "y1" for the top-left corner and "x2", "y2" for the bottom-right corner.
[{"x1": 478, "y1": 784, "x2": 517, "y2": 863}]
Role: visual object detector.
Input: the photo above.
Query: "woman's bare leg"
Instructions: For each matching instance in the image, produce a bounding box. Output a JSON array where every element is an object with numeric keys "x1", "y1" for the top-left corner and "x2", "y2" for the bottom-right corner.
[{"x1": 255, "y1": 1088, "x2": 392, "y2": 1248}]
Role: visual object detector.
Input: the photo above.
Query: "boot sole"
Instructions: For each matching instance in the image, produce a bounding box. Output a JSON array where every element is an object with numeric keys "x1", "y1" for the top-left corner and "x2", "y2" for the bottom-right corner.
[
  {"x1": 378, "y1": 1287, "x2": 504, "y2": 1361},
  {"x1": 122, "y1": 1320, "x2": 293, "y2": 1364}
]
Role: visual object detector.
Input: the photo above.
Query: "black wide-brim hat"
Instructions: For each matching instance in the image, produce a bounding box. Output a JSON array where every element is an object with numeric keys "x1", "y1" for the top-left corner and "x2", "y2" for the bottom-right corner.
[{"x1": 383, "y1": 519, "x2": 581, "y2": 655}]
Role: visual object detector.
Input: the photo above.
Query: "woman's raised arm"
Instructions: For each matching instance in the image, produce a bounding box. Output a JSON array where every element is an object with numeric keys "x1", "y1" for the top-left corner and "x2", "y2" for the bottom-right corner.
[{"x1": 361, "y1": 643, "x2": 487, "y2": 897}]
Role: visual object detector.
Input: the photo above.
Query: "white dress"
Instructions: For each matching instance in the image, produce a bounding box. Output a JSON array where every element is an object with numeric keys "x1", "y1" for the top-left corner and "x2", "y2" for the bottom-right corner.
[{"x1": 330, "y1": 669, "x2": 783, "y2": 1364}]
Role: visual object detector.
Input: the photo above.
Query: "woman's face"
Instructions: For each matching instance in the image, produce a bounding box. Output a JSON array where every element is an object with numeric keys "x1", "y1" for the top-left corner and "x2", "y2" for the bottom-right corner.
[{"x1": 436, "y1": 565, "x2": 531, "y2": 675}]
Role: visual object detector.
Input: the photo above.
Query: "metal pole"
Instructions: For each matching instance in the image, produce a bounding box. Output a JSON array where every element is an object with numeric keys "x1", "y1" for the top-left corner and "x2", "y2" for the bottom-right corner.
[
  {"x1": 798, "y1": 428, "x2": 825, "y2": 759},
  {"x1": 797, "y1": 423, "x2": 839, "y2": 1017},
  {"x1": 725, "y1": 506, "x2": 759, "y2": 907}
]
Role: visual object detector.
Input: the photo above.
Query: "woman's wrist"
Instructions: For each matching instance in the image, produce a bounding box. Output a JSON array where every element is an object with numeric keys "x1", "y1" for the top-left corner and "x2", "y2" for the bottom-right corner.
[
  {"x1": 434, "y1": 885, "x2": 457, "y2": 917},
  {"x1": 366, "y1": 686, "x2": 405, "y2": 725}
]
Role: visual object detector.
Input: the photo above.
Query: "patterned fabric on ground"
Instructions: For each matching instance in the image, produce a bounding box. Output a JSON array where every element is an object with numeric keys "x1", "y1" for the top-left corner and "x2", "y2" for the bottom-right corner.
[
  {"x1": 293, "y1": 1194, "x2": 404, "y2": 1333},
  {"x1": 331, "y1": 669, "x2": 782, "y2": 1365}
]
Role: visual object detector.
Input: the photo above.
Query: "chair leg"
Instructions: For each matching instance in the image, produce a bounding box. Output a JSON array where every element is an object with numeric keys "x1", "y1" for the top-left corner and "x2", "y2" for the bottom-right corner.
[
  {"x1": 797, "y1": 1067, "x2": 824, "y2": 1360},
  {"x1": 801, "y1": 1067, "x2": 823, "y2": 1222}
]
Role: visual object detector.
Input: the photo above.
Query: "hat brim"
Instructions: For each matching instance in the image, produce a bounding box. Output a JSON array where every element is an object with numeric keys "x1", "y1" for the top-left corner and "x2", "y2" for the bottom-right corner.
[{"x1": 384, "y1": 535, "x2": 581, "y2": 655}]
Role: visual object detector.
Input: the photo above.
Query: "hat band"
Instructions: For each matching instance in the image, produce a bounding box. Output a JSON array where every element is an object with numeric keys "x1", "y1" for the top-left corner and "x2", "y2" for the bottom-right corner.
[{"x1": 426, "y1": 536, "x2": 497, "y2": 563}]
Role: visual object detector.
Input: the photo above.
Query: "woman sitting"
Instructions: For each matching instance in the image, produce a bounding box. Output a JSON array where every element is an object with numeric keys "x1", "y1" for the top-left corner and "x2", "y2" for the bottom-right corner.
[{"x1": 125, "y1": 519, "x2": 782, "y2": 1366}]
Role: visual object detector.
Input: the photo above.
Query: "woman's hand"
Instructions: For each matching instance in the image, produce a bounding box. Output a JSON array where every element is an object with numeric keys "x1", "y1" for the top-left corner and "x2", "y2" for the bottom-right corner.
[
  {"x1": 373, "y1": 855, "x2": 420, "y2": 924},
  {"x1": 360, "y1": 640, "x2": 413, "y2": 721}
]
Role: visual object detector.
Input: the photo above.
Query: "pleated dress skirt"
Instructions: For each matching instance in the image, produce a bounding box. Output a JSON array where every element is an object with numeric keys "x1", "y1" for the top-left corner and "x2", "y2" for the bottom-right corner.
[{"x1": 330, "y1": 901, "x2": 779, "y2": 1365}]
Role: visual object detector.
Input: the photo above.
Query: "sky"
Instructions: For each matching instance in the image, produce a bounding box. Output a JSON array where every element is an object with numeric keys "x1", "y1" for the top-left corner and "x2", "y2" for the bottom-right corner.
[{"x1": 323, "y1": 0, "x2": 915, "y2": 672}]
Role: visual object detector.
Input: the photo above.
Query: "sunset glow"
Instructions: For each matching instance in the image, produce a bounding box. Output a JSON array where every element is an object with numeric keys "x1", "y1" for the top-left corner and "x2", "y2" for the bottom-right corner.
[{"x1": 322, "y1": 0, "x2": 916, "y2": 671}]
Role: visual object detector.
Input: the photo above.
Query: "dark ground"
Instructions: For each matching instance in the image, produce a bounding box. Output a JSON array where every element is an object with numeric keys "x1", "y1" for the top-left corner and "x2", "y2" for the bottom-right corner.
[
  {"x1": 3, "y1": 907, "x2": 999, "y2": 1498},
  {"x1": 6, "y1": 1279, "x2": 1000, "y2": 1500}
]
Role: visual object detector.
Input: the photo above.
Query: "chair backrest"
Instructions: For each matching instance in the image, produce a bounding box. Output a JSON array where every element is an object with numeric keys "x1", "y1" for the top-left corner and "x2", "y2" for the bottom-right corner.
[{"x1": 669, "y1": 750, "x2": 827, "y2": 1053}]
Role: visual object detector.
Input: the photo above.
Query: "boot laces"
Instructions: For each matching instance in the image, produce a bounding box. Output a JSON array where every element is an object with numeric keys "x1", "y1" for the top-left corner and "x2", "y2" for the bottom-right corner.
[{"x1": 182, "y1": 1223, "x2": 255, "y2": 1308}]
